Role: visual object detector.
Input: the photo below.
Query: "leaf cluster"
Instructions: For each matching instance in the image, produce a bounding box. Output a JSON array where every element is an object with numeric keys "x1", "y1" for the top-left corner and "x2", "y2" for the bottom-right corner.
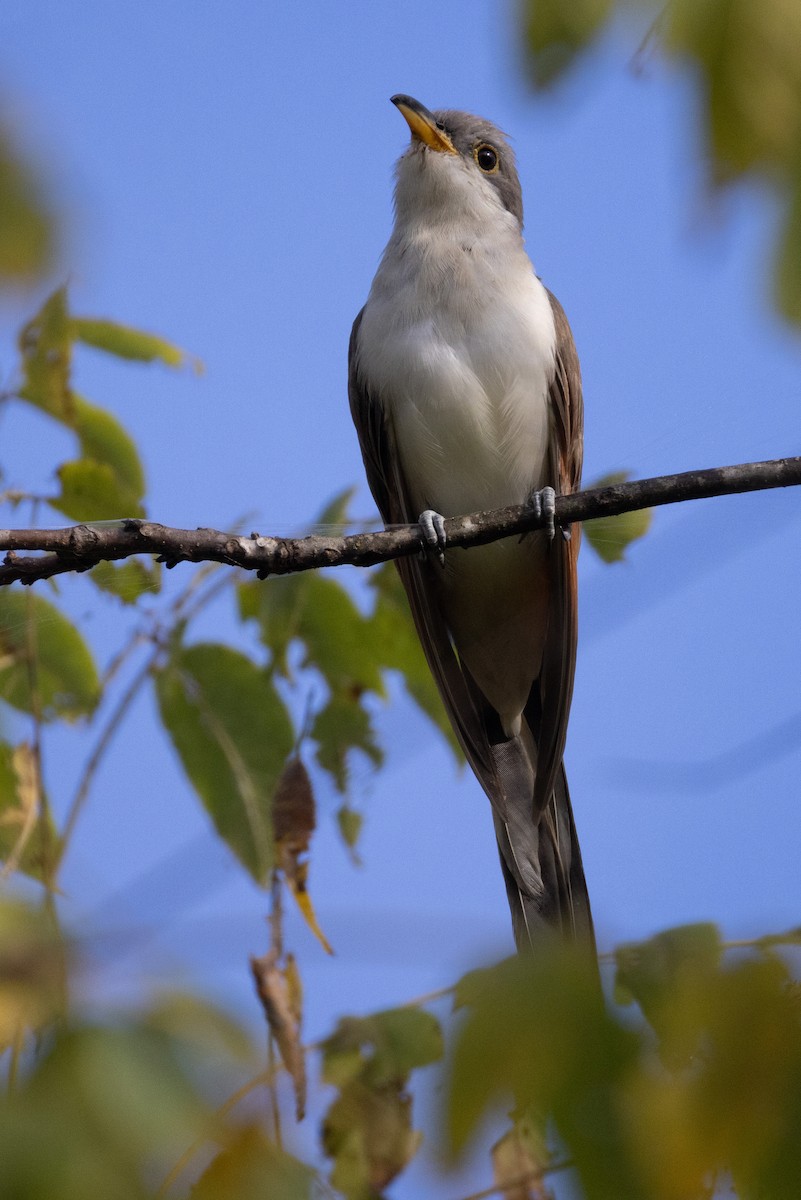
[
  {"x1": 523, "y1": 0, "x2": 801, "y2": 323},
  {"x1": 449, "y1": 924, "x2": 801, "y2": 1199},
  {"x1": 4, "y1": 899, "x2": 801, "y2": 1199},
  {"x1": 0, "y1": 284, "x2": 465, "y2": 914}
]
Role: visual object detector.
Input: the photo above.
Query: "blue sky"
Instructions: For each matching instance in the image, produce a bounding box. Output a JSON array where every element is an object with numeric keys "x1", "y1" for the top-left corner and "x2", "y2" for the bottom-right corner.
[{"x1": 1, "y1": 1, "x2": 800, "y2": 1193}]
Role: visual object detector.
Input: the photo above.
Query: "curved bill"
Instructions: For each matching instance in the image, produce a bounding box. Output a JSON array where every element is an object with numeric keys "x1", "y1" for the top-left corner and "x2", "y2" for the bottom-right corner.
[{"x1": 390, "y1": 93, "x2": 457, "y2": 154}]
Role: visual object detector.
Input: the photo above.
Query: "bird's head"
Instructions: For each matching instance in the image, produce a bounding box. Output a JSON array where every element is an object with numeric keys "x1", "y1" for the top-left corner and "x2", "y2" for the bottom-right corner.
[{"x1": 390, "y1": 93, "x2": 523, "y2": 232}]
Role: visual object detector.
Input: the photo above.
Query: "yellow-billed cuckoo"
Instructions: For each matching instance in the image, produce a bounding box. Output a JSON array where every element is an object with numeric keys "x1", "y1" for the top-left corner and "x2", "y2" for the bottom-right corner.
[{"x1": 348, "y1": 95, "x2": 595, "y2": 952}]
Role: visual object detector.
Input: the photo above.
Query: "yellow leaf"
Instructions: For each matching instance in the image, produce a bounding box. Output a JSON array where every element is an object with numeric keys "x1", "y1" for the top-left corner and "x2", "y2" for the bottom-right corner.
[
  {"x1": 0, "y1": 744, "x2": 40, "y2": 881},
  {"x1": 286, "y1": 861, "x2": 334, "y2": 956}
]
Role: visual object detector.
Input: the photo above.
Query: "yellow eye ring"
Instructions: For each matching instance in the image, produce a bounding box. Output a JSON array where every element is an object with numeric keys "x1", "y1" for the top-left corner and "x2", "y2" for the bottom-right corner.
[{"x1": 474, "y1": 143, "x2": 499, "y2": 173}]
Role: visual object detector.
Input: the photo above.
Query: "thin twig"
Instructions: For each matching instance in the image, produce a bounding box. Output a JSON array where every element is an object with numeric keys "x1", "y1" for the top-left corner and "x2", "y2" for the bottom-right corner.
[
  {"x1": 159, "y1": 973, "x2": 455, "y2": 1190},
  {"x1": 452, "y1": 1157, "x2": 572, "y2": 1200},
  {"x1": 22, "y1": 588, "x2": 54, "y2": 892},
  {"x1": 99, "y1": 627, "x2": 149, "y2": 692},
  {"x1": 0, "y1": 455, "x2": 799, "y2": 587},
  {"x1": 6, "y1": 1025, "x2": 25, "y2": 1093},
  {"x1": 170, "y1": 560, "x2": 228, "y2": 626},
  {"x1": 155, "y1": 1066, "x2": 277, "y2": 1196},
  {"x1": 400, "y1": 982, "x2": 456, "y2": 1009},
  {"x1": 629, "y1": 3, "x2": 668, "y2": 76},
  {"x1": 56, "y1": 559, "x2": 236, "y2": 868},
  {"x1": 267, "y1": 871, "x2": 285, "y2": 1146},
  {"x1": 57, "y1": 650, "x2": 158, "y2": 866},
  {"x1": 266, "y1": 1037, "x2": 283, "y2": 1150},
  {"x1": 597, "y1": 925, "x2": 801, "y2": 965},
  {"x1": 157, "y1": 918, "x2": 799, "y2": 1195},
  {"x1": 0, "y1": 745, "x2": 40, "y2": 882}
]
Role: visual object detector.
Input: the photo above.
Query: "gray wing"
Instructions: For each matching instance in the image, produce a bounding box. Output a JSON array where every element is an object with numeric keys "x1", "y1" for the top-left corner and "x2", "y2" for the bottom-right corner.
[
  {"x1": 348, "y1": 308, "x2": 503, "y2": 812},
  {"x1": 527, "y1": 290, "x2": 584, "y2": 817},
  {"x1": 349, "y1": 301, "x2": 593, "y2": 951}
]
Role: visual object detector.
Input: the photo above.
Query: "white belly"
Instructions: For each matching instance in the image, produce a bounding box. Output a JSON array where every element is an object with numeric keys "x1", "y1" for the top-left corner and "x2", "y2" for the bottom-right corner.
[
  {"x1": 359, "y1": 235, "x2": 556, "y2": 516},
  {"x1": 358, "y1": 231, "x2": 558, "y2": 731}
]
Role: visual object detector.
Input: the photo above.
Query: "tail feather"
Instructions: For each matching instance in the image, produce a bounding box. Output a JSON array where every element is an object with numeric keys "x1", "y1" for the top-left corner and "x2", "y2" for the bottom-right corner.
[{"x1": 492, "y1": 756, "x2": 595, "y2": 954}]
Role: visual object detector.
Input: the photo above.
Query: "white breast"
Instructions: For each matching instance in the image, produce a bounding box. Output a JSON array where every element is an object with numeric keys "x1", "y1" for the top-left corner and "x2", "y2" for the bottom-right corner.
[{"x1": 357, "y1": 220, "x2": 556, "y2": 518}]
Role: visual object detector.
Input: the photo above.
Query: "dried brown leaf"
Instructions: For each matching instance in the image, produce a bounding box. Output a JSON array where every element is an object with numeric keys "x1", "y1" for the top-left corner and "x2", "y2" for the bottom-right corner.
[{"x1": 250, "y1": 949, "x2": 306, "y2": 1120}]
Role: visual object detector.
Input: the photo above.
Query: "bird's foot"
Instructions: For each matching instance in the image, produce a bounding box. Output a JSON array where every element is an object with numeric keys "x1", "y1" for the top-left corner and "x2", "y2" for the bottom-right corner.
[
  {"x1": 418, "y1": 509, "x2": 447, "y2": 567},
  {"x1": 527, "y1": 486, "x2": 556, "y2": 540}
]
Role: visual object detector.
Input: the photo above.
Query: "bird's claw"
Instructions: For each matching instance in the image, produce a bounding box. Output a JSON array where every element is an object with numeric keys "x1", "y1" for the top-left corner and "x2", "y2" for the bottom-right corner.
[
  {"x1": 418, "y1": 509, "x2": 447, "y2": 567},
  {"x1": 528, "y1": 486, "x2": 556, "y2": 540}
]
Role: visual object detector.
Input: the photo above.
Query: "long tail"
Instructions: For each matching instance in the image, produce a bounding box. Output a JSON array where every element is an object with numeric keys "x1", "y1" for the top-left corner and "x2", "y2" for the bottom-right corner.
[{"x1": 491, "y1": 747, "x2": 595, "y2": 954}]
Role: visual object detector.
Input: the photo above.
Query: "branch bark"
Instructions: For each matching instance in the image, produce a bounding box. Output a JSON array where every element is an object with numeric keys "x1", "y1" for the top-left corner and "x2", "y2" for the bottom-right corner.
[{"x1": 1, "y1": 455, "x2": 799, "y2": 587}]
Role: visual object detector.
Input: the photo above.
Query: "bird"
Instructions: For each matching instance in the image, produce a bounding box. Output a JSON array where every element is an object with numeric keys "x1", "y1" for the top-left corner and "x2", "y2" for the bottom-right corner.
[{"x1": 348, "y1": 94, "x2": 595, "y2": 953}]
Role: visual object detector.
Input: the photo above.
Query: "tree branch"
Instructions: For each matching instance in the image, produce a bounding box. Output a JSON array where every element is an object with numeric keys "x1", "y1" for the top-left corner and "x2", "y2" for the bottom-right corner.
[{"x1": 1, "y1": 455, "x2": 799, "y2": 587}]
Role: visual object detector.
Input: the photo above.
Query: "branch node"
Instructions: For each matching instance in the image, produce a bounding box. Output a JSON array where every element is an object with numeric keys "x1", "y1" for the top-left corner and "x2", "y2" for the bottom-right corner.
[{"x1": 67, "y1": 524, "x2": 100, "y2": 556}]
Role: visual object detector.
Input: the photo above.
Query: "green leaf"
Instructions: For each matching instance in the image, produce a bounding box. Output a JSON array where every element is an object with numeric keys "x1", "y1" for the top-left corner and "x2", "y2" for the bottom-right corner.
[
  {"x1": 0, "y1": 898, "x2": 67, "y2": 1048},
  {"x1": 698, "y1": 956, "x2": 801, "y2": 1197},
  {"x1": 0, "y1": 591, "x2": 100, "y2": 720},
  {"x1": 145, "y1": 992, "x2": 254, "y2": 1064},
  {"x1": 666, "y1": 0, "x2": 801, "y2": 177},
  {"x1": 614, "y1": 922, "x2": 723, "y2": 1064},
  {"x1": 298, "y1": 576, "x2": 385, "y2": 695},
  {"x1": 193, "y1": 1125, "x2": 315, "y2": 1200},
  {"x1": 368, "y1": 564, "x2": 461, "y2": 760},
  {"x1": 0, "y1": 127, "x2": 54, "y2": 282},
  {"x1": 72, "y1": 316, "x2": 196, "y2": 370},
  {"x1": 240, "y1": 573, "x2": 385, "y2": 697},
  {"x1": 752, "y1": 924, "x2": 801, "y2": 951},
  {"x1": 155, "y1": 643, "x2": 295, "y2": 884},
  {"x1": 54, "y1": 459, "x2": 145, "y2": 522},
  {"x1": 336, "y1": 804, "x2": 364, "y2": 854},
  {"x1": 523, "y1": 0, "x2": 614, "y2": 87},
  {"x1": 322, "y1": 1079, "x2": 421, "y2": 1200},
  {"x1": 72, "y1": 395, "x2": 146, "y2": 501},
  {"x1": 615, "y1": 922, "x2": 722, "y2": 1011},
  {"x1": 322, "y1": 1008, "x2": 443, "y2": 1089},
  {"x1": 17, "y1": 286, "x2": 74, "y2": 419},
  {"x1": 50, "y1": 396, "x2": 147, "y2": 521},
  {"x1": 0, "y1": 742, "x2": 56, "y2": 884},
  {"x1": 26, "y1": 1024, "x2": 210, "y2": 1162},
  {"x1": 88, "y1": 559, "x2": 161, "y2": 605},
  {"x1": 583, "y1": 471, "x2": 652, "y2": 563},
  {"x1": 239, "y1": 533, "x2": 456, "y2": 768},
  {"x1": 321, "y1": 1007, "x2": 441, "y2": 1200},
  {"x1": 311, "y1": 486, "x2": 357, "y2": 531},
  {"x1": 312, "y1": 694, "x2": 383, "y2": 793},
  {"x1": 237, "y1": 576, "x2": 304, "y2": 677},
  {"x1": 491, "y1": 1115, "x2": 550, "y2": 1200},
  {"x1": 776, "y1": 162, "x2": 801, "y2": 324},
  {"x1": 447, "y1": 950, "x2": 638, "y2": 1189}
]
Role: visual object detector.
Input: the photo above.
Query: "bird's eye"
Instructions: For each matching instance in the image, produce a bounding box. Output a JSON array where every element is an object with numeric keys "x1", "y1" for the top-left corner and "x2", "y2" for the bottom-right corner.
[
  {"x1": 436, "y1": 121, "x2": 446, "y2": 131},
  {"x1": 474, "y1": 143, "x2": 499, "y2": 173}
]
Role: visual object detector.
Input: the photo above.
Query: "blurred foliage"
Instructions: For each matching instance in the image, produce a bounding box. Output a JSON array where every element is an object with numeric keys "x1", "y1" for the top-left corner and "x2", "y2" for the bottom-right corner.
[
  {"x1": 0, "y1": 271, "x2": 467, "y2": 1190},
  {"x1": 448, "y1": 924, "x2": 801, "y2": 1200},
  {"x1": 0, "y1": 126, "x2": 54, "y2": 282},
  {"x1": 583, "y1": 471, "x2": 652, "y2": 563},
  {"x1": 522, "y1": 0, "x2": 801, "y2": 324},
  {"x1": 2, "y1": 896, "x2": 801, "y2": 1198},
  {"x1": 0, "y1": 278, "x2": 459, "y2": 902},
  {"x1": 0, "y1": 590, "x2": 100, "y2": 721},
  {"x1": 155, "y1": 642, "x2": 294, "y2": 886},
  {"x1": 321, "y1": 1007, "x2": 444, "y2": 1197}
]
